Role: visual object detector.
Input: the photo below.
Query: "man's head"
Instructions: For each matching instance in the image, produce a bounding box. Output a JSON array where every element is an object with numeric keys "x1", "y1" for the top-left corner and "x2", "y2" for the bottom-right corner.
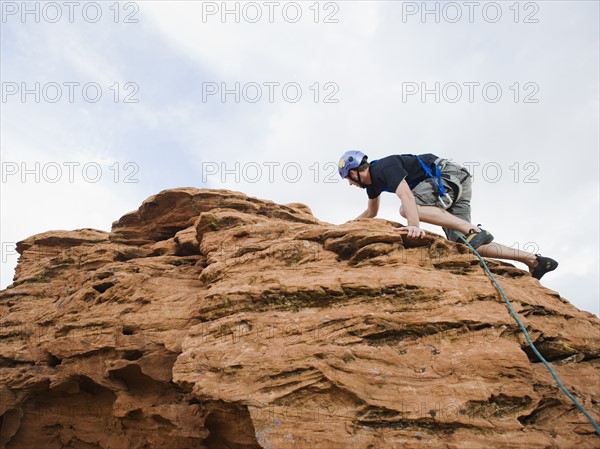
[{"x1": 338, "y1": 150, "x2": 370, "y2": 188}]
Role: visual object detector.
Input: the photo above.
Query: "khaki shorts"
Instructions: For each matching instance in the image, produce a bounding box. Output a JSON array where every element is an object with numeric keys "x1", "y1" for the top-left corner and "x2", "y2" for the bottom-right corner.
[{"x1": 411, "y1": 159, "x2": 472, "y2": 242}]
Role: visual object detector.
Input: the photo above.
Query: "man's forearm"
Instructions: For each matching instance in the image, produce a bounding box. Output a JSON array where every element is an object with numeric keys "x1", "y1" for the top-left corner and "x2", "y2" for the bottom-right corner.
[
  {"x1": 396, "y1": 181, "x2": 420, "y2": 227},
  {"x1": 356, "y1": 209, "x2": 374, "y2": 219},
  {"x1": 402, "y1": 201, "x2": 420, "y2": 227}
]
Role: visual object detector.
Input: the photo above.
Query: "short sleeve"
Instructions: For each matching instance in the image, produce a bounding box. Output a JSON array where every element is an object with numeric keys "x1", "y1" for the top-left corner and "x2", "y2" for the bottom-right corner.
[
  {"x1": 366, "y1": 186, "x2": 380, "y2": 199},
  {"x1": 381, "y1": 164, "x2": 407, "y2": 193}
]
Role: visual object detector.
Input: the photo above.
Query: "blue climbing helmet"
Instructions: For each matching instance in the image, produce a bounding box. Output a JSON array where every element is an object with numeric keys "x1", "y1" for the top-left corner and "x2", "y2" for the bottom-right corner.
[{"x1": 338, "y1": 150, "x2": 368, "y2": 179}]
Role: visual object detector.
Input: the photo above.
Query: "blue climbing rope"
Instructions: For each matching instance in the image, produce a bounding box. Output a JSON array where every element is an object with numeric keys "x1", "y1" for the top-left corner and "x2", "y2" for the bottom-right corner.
[{"x1": 454, "y1": 232, "x2": 600, "y2": 436}]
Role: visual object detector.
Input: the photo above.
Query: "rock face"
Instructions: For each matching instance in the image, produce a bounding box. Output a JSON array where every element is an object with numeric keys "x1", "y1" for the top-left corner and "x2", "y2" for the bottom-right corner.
[{"x1": 1, "y1": 187, "x2": 599, "y2": 449}]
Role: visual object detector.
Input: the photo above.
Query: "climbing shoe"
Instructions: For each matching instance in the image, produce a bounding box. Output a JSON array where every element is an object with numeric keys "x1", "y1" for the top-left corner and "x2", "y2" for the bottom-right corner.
[
  {"x1": 464, "y1": 226, "x2": 494, "y2": 249},
  {"x1": 531, "y1": 254, "x2": 558, "y2": 280}
]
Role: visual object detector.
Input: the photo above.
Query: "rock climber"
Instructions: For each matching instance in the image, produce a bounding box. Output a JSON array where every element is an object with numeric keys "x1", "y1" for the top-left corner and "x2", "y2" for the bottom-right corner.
[{"x1": 337, "y1": 150, "x2": 558, "y2": 280}]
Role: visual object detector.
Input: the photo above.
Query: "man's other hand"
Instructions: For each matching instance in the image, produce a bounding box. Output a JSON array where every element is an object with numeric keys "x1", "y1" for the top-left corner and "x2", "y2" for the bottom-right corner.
[{"x1": 397, "y1": 225, "x2": 425, "y2": 238}]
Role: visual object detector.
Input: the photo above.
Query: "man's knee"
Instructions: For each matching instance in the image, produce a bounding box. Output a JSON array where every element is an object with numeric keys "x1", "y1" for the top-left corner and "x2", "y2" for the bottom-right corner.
[{"x1": 399, "y1": 206, "x2": 407, "y2": 218}]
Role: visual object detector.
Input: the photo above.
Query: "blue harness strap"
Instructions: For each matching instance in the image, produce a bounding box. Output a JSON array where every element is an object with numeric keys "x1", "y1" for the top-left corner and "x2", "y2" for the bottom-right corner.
[
  {"x1": 416, "y1": 156, "x2": 445, "y2": 196},
  {"x1": 414, "y1": 156, "x2": 453, "y2": 208}
]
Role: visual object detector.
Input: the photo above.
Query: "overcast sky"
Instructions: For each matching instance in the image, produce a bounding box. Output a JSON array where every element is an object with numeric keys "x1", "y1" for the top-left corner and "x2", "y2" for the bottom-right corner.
[{"x1": 1, "y1": 1, "x2": 598, "y2": 316}]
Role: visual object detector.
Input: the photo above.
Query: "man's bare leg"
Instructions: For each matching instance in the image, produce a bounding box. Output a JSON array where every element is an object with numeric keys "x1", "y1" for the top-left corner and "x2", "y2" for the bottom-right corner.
[{"x1": 411, "y1": 205, "x2": 538, "y2": 269}]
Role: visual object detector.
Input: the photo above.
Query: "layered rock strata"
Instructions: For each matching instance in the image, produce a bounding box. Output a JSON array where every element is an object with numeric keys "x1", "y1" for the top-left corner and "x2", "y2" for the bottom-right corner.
[{"x1": 1, "y1": 188, "x2": 598, "y2": 449}]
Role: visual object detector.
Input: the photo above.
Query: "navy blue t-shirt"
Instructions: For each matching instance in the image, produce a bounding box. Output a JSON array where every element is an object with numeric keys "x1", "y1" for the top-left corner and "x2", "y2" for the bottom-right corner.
[{"x1": 366, "y1": 153, "x2": 438, "y2": 199}]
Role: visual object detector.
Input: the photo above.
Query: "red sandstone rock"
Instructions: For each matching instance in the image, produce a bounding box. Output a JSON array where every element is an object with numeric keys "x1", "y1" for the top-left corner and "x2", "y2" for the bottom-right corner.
[{"x1": 0, "y1": 188, "x2": 598, "y2": 449}]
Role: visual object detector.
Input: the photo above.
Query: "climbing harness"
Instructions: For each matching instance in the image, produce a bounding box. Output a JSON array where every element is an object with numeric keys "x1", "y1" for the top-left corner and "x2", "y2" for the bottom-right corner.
[
  {"x1": 416, "y1": 156, "x2": 453, "y2": 208},
  {"x1": 455, "y1": 230, "x2": 600, "y2": 437}
]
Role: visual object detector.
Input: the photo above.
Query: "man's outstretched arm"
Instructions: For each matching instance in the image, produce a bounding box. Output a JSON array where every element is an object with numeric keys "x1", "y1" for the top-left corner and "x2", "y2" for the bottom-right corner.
[{"x1": 356, "y1": 197, "x2": 380, "y2": 219}]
